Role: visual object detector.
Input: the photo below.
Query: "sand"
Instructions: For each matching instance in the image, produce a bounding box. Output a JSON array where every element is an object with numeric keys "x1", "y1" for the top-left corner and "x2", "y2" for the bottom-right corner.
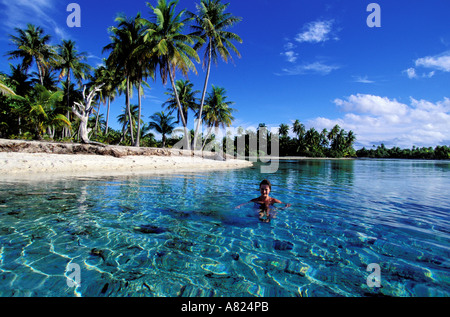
[{"x1": 0, "y1": 151, "x2": 253, "y2": 180}]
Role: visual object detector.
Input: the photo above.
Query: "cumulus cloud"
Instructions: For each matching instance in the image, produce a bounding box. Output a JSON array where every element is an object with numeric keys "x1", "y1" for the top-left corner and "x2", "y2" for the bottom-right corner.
[
  {"x1": 405, "y1": 51, "x2": 450, "y2": 79},
  {"x1": 415, "y1": 52, "x2": 450, "y2": 72},
  {"x1": 308, "y1": 94, "x2": 450, "y2": 148},
  {"x1": 295, "y1": 20, "x2": 338, "y2": 43},
  {"x1": 334, "y1": 94, "x2": 408, "y2": 117}
]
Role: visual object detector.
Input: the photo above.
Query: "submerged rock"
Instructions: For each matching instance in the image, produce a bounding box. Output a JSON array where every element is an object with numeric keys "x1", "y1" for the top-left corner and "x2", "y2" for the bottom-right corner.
[
  {"x1": 133, "y1": 225, "x2": 167, "y2": 234},
  {"x1": 90, "y1": 248, "x2": 106, "y2": 261},
  {"x1": 273, "y1": 240, "x2": 294, "y2": 251}
]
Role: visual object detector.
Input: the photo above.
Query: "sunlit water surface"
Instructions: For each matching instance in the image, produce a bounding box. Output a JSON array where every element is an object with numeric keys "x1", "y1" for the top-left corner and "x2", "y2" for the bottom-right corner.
[{"x1": 0, "y1": 159, "x2": 449, "y2": 297}]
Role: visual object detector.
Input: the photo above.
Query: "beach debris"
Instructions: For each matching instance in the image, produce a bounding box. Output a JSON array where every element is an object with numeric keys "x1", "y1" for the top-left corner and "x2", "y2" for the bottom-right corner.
[{"x1": 72, "y1": 84, "x2": 104, "y2": 145}]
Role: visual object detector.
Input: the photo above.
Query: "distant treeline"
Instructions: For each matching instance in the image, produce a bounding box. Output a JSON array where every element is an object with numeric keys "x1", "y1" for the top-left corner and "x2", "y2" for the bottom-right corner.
[{"x1": 356, "y1": 144, "x2": 450, "y2": 160}]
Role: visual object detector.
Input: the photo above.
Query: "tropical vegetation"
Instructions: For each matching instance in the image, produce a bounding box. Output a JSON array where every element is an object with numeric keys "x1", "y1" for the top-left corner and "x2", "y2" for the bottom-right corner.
[
  {"x1": 356, "y1": 144, "x2": 450, "y2": 160},
  {"x1": 0, "y1": 0, "x2": 446, "y2": 159}
]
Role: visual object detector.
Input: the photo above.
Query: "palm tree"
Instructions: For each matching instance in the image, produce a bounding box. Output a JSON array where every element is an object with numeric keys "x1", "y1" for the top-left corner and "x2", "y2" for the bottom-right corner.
[
  {"x1": 292, "y1": 119, "x2": 305, "y2": 139},
  {"x1": 327, "y1": 124, "x2": 341, "y2": 143},
  {"x1": 319, "y1": 128, "x2": 329, "y2": 148},
  {"x1": 189, "y1": 0, "x2": 242, "y2": 150},
  {"x1": 143, "y1": 0, "x2": 201, "y2": 150},
  {"x1": 162, "y1": 79, "x2": 199, "y2": 125},
  {"x1": 0, "y1": 79, "x2": 16, "y2": 96},
  {"x1": 93, "y1": 62, "x2": 120, "y2": 135},
  {"x1": 8, "y1": 64, "x2": 33, "y2": 97},
  {"x1": 278, "y1": 123, "x2": 289, "y2": 138},
  {"x1": 28, "y1": 85, "x2": 69, "y2": 139},
  {"x1": 104, "y1": 13, "x2": 147, "y2": 146},
  {"x1": 149, "y1": 111, "x2": 176, "y2": 148},
  {"x1": 346, "y1": 130, "x2": 356, "y2": 147},
  {"x1": 117, "y1": 104, "x2": 142, "y2": 145},
  {"x1": 7, "y1": 24, "x2": 56, "y2": 86},
  {"x1": 55, "y1": 40, "x2": 92, "y2": 138},
  {"x1": 200, "y1": 85, "x2": 235, "y2": 150},
  {"x1": 292, "y1": 120, "x2": 306, "y2": 155},
  {"x1": 304, "y1": 127, "x2": 320, "y2": 151}
]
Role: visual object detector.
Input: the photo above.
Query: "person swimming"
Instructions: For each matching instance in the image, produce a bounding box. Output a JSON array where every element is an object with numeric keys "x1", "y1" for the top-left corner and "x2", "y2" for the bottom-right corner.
[{"x1": 236, "y1": 179, "x2": 291, "y2": 210}]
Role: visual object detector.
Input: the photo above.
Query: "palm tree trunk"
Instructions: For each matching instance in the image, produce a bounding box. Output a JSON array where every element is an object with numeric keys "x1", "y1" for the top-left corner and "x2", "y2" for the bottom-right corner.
[
  {"x1": 126, "y1": 76, "x2": 135, "y2": 145},
  {"x1": 168, "y1": 65, "x2": 190, "y2": 150},
  {"x1": 201, "y1": 126, "x2": 214, "y2": 151},
  {"x1": 162, "y1": 134, "x2": 166, "y2": 148},
  {"x1": 193, "y1": 41, "x2": 212, "y2": 151},
  {"x1": 36, "y1": 60, "x2": 44, "y2": 86},
  {"x1": 105, "y1": 97, "x2": 110, "y2": 135},
  {"x1": 134, "y1": 81, "x2": 142, "y2": 147},
  {"x1": 65, "y1": 72, "x2": 71, "y2": 139},
  {"x1": 94, "y1": 103, "x2": 101, "y2": 136}
]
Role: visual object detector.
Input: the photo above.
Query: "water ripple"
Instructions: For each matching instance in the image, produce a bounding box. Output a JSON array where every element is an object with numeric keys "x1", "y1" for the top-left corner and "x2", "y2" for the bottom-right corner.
[{"x1": 1, "y1": 160, "x2": 449, "y2": 297}]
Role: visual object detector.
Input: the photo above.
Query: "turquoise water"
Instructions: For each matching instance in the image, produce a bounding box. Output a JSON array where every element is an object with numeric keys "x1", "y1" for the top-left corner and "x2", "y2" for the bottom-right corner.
[{"x1": 0, "y1": 159, "x2": 449, "y2": 297}]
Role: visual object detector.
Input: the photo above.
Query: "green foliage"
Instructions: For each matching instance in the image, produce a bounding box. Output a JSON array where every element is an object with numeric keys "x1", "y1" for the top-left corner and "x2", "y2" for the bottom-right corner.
[{"x1": 356, "y1": 144, "x2": 450, "y2": 160}]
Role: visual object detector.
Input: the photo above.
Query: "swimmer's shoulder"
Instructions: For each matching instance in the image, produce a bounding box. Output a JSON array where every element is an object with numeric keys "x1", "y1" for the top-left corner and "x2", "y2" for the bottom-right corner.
[{"x1": 271, "y1": 198, "x2": 282, "y2": 204}]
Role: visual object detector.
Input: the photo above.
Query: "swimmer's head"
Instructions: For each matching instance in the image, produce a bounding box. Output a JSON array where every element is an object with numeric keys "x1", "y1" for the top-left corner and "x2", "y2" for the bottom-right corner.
[
  {"x1": 259, "y1": 179, "x2": 272, "y2": 190},
  {"x1": 259, "y1": 179, "x2": 272, "y2": 197}
]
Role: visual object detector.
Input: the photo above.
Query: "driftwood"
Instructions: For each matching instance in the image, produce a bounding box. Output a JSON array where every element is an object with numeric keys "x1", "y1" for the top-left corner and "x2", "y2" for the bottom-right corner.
[{"x1": 72, "y1": 84, "x2": 104, "y2": 145}]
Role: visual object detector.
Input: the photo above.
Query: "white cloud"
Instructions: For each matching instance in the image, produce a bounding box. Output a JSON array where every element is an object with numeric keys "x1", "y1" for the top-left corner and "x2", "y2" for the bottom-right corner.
[
  {"x1": 278, "y1": 61, "x2": 340, "y2": 76},
  {"x1": 353, "y1": 75, "x2": 375, "y2": 84},
  {"x1": 281, "y1": 50, "x2": 298, "y2": 63},
  {"x1": 415, "y1": 52, "x2": 450, "y2": 72},
  {"x1": 406, "y1": 51, "x2": 450, "y2": 79},
  {"x1": 334, "y1": 94, "x2": 408, "y2": 117},
  {"x1": 295, "y1": 20, "x2": 338, "y2": 44},
  {"x1": 309, "y1": 94, "x2": 450, "y2": 148},
  {"x1": 404, "y1": 67, "x2": 435, "y2": 79},
  {"x1": 405, "y1": 67, "x2": 418, "y2": 79}
]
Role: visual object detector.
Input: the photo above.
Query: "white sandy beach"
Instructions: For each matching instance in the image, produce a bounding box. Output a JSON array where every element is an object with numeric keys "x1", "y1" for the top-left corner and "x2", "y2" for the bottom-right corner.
[{"x1": 0, "y1": 151, "x2": 253, "y2": 179}]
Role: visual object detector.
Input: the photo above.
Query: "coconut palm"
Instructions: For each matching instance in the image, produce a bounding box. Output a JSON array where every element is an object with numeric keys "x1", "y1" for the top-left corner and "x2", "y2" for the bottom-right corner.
[
  {"x1": 346, "y1": 130, "x2": 356, "y2": 147},
  {"x1": 0, "y1": 80, "x2": 16, "y2": 96},
  {"x1": 328, "y1": 124, "x2": 341, "y2": 143},
  {"x1": 93, "y1": 62, "x2": 121, "y2": 135},
  {"x1": 292, "y1": 119, "x2": 305, "y2": 139},
  {"x1": 143, "y1": 0, "x2": 201, "y2": 150},
  {"x1": 8, "y1": 64, "x2": 33, "y2": 97},
  {"x1": 149, "y1": 111, "x2": 176, "y2": 148},
  {"x1": 200, "y1": 85, "x2": 235, "y2": 150},
  {"x1": 117, "y1": 104, "x2": 142, "y2": 145},
  {"x1": 55, "y1": 40, "x2": 92, "y2": 138},
  {"x1": 28, "y1": 85, "x2": 69, "y2": 139},
  {"x1": 104, "y1": 13, "x2": 148, "y2": 146},
  {"x1": 319, "y1": 128, "x2": 329, "y2": 148},
  {"x1": 162, "y1": 79, "x2": 199, "y2": 125},
  {"x1": 278, "y1": 123, "x2": 289, "y2": 137},
  {"x1": 7, "y1": 24, "x2": 56, "y2": 86},
  {"x1": 189, "y1": 0, "x2": 242, "y2": 150}
]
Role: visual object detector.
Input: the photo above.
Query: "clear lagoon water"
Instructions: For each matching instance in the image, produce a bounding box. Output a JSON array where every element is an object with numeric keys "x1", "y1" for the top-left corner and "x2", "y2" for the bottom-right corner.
[{"x1": 0, "y1": 159, "x2": 449, "y2": 297}]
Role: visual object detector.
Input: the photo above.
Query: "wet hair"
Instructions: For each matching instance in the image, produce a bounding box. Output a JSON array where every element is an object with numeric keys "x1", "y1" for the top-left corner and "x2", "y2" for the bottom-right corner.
[{"x1": 259, "y1": 179, "x2": 272, "y2": 190}]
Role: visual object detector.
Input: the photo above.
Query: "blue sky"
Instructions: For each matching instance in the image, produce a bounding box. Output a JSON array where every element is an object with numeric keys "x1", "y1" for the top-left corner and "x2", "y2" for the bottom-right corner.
[{"x1": 0, "y1": 0, "x2": 449, "y2": 149}]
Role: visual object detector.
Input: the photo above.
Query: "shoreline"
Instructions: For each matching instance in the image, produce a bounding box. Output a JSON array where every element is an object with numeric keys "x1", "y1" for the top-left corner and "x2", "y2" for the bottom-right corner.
[
  {"x1": 0, "y1": 139, "x2": 253, "y2": 179},
  {"x1": 0, "y1": 138, "x2": 357, "y2": 181}
]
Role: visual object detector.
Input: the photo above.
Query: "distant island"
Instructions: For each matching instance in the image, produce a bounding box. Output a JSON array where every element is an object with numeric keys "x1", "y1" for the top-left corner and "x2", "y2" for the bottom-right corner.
[{"x1": 356, "y1": 143, "x2": 450, "y2": 160}]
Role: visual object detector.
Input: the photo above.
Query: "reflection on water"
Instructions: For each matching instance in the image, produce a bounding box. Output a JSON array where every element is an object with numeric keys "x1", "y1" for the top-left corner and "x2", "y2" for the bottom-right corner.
[{"x1": 0, "y1": 159, "x2": 449, "y2": 297}]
